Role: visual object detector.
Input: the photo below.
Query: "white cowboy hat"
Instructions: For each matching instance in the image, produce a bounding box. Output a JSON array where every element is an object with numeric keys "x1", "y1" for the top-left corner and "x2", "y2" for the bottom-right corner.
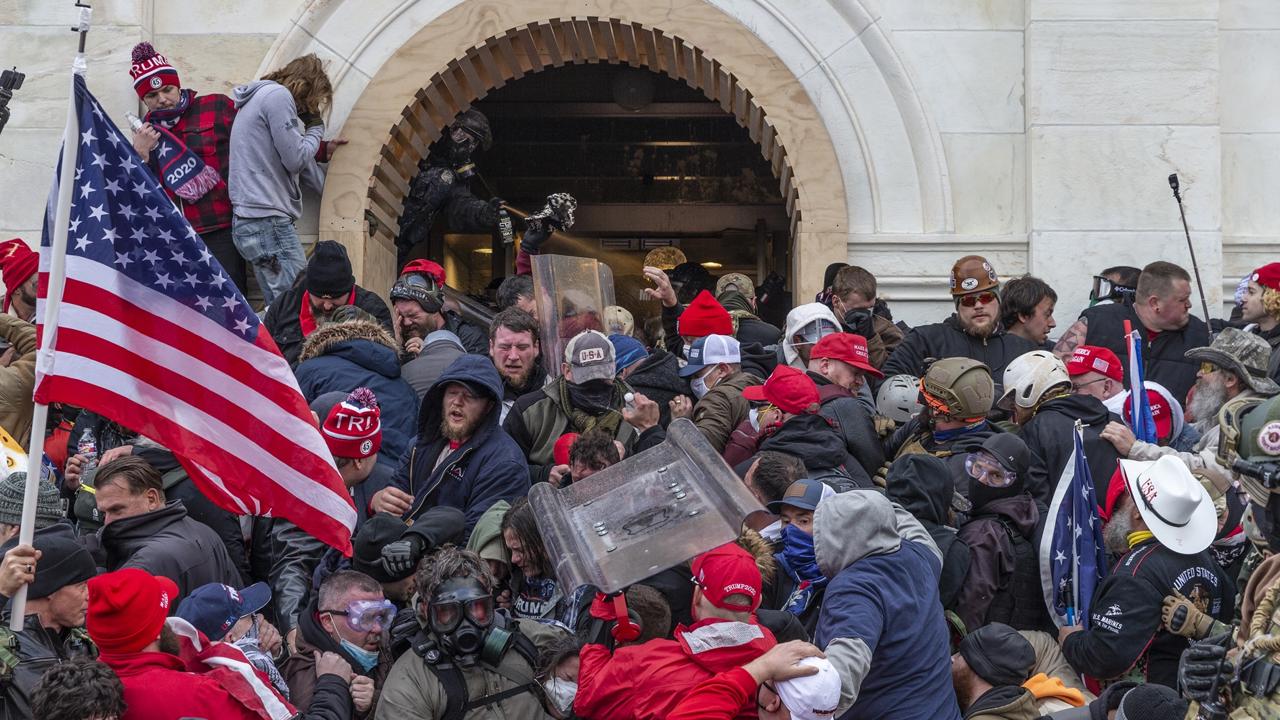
[{"x1": 1118, "y1": 456, "x2": 1216, "y2": 555}]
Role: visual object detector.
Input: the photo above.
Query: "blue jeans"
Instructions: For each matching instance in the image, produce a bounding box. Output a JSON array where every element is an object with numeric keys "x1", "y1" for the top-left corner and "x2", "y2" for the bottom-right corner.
[{"x1": 231, "y1": 215, "x2": 306, "y2": 307}]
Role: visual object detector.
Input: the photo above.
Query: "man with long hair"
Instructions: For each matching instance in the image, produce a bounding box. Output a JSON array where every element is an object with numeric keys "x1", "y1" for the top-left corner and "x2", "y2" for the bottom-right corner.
[{"x1": 229, "y1": 54, "x2": 345, "y2": 306}]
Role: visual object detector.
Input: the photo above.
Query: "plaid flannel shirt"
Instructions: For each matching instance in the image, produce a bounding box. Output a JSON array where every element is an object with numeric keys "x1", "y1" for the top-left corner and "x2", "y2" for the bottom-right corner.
[{"x1": 148, "y1": 91, "x2": 236, "y2": 234}]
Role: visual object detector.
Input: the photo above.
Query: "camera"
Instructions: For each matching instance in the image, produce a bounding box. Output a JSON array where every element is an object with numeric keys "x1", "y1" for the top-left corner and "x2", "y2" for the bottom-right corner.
[{"x1": 0, "y1": 67, "x2": 25, "y2": 138}]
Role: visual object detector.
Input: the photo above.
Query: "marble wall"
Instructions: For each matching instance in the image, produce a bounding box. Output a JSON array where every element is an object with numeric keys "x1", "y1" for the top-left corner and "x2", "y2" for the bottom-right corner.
[{"x1": 0, "y1": 0, "x2": 1274, "y2": 330}]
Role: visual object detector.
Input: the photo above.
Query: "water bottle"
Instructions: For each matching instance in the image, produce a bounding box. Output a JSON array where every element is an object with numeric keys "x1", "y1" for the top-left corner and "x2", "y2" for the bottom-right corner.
[{"x1": 76, "y1": 427, "x2": 98, "y2": 470}]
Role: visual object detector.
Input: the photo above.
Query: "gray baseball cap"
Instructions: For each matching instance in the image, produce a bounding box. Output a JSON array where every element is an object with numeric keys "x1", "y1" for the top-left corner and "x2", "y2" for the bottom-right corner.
[{"x1": 564, "y1": 330, "x2": 616, "y2": 384}]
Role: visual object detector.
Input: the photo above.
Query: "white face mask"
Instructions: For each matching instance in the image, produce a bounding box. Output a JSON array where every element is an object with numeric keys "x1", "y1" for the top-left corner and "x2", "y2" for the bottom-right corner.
[
  {"x1": 691, "y1": 367, "x2": 718, "y2": 399},
  {"x1": 542, "y1": 677, "x2": 578, "y2": 715}
]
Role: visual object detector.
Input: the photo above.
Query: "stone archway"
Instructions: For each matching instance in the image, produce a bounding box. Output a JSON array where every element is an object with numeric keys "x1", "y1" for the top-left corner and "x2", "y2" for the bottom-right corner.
[
  {"x1": 262, "y1": 0, "x2": 953, "y2": 299},
  {"x1": 365, "y1": 18, "x2": 803, "y2": 285}
]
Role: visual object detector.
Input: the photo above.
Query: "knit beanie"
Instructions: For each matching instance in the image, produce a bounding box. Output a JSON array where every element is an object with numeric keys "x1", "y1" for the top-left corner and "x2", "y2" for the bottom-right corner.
[
  {"x1": 306, "y1": 241, "x2": 355, "y2": 298},
  {"x1": 321, "y1": 388, "x2": 381, "y2": 459},
  {"x1": 88, "y1": 568, "x2": 178, "y2": 654},
  {"x1": 0, "y1": 239, "x2": 37, "y2": 313},
  {"x1": 1114, "y1": 684, "x2": 1187, "y2": 720},
  {"x1": 0, "y1": 472, "x2": 65, "y2": 528},
  {"x1": 29, "y1": 529, "x2": 96, "y2": 600},
  {"x1": 678, "y1": 290, "x2": 733, "y2": 338},
  {"x1": 958, "y1": 622, "x2": 1036, "y2": 687},
  {"x1": 609, "y1": 334, "x2": 648, "y2": 372},
  {"x1": 129, "y1": 42, "x2": 181, "y2": 99}
]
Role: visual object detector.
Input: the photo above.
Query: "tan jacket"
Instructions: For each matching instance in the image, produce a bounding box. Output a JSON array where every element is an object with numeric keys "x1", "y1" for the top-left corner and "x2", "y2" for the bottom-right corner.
[
  {"x1": 691, "y1": 370, "x2": 761, "y2": 453},
  {"x1": 0, "y1": 315, "x2": 36, "y2": 446}
]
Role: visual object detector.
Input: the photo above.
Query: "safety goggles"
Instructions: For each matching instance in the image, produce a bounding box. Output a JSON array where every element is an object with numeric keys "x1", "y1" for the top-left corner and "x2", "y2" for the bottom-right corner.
[
  {"x1": 957, "y1": 291, "x2": 997, "y2": 308},
  {"x1": 965, "y1": 451, "x2": 1015, "y2": 488},
  {"x1": 1089, "y1": 276, "x2": 1136, "y2": 305},
  {"x1": 322, "y1": 599, "x2": 396, "y2": 633},
  {"x1": 792, "y1": 320, "x2": 840, "y2": 346},
  {"x1": 428, "y1": 592, "x2": 494, "y2": 634},
  {"x1": 399, "y1": 272, "x2": 440, "y2": 293}
]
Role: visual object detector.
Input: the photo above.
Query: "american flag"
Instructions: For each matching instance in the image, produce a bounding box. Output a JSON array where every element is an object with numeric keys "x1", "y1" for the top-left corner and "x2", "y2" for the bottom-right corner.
[
  {"x1": 35, "y1": 74, "x2": 355, "y2": 554},
  {"x1": 1125, "y1": 320, "x2": 1158, "y2": 444},
  {"x1": 1039, "y1": 423, "x2": 1108, "y2": 628}
]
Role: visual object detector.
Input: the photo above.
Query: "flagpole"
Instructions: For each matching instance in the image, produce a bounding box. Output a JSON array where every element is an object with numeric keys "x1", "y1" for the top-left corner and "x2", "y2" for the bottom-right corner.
[{"x1": 10, "y1": 2, "x2": 90, "y2": 631}]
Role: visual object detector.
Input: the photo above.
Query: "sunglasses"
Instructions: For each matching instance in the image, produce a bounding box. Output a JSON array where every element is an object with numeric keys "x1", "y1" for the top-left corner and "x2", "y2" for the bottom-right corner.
[
  {"x1": 1071, "y1": 377, "x2": 1107, "y2": 392},
  {"x1": 957, "y1": 291, "x2": 997, "y2": 308},
  {"x1": 965, "y1": 451, "x2": 1015, "y2": 488},
  {"x1": 323, "y1": 599, "x2": 396, "y2": 633},
  {"x1": 1199, "y1": 362, "x2": 1220, "y2": 375}
]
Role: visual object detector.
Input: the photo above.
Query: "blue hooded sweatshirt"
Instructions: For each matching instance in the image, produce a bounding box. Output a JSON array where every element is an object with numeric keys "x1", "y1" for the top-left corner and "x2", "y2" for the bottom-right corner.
[{"x1": 389, "y1": 354, "x2": 530, "y2": 537}]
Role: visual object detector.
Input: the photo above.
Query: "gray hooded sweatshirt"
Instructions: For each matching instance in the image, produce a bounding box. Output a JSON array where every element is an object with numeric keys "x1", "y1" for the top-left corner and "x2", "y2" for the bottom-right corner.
[
  {"x1": 813, "y1": 490, "x2": 957, "y2": 719},
  {"x1": 228, "y1": 80, "x2": 325, "y2": 221}
]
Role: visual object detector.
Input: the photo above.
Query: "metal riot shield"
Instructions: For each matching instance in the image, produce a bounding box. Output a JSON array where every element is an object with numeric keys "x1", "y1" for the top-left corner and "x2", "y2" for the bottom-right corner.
[
  {"x1": 529, "y1": 419, "x2": 764, "y2": 594},
  {"x1": 532, "y1": 254, "x2": 616, "y2": 379}
]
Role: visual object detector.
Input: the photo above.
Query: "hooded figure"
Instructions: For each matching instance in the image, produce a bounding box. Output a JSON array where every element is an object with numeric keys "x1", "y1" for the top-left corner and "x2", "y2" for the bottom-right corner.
[
  {"x1": 387, "y1": 354, "x2": 529, "y2": 535},
  {"x1": 294, "y1": 319, "x2": 419, "y2": 472},
  {"x1": 885, "y1": 454, "x2": 970, "y2": 611},
  {"x1": 812, "y1": 490, "x2": 961, "y2": 719},
  {"x1": 953, "y1": 434, "x2": 1051, "y2": 635},
  {"x1": 781, "y1": 303, "x2": 841, "y2": 369}
]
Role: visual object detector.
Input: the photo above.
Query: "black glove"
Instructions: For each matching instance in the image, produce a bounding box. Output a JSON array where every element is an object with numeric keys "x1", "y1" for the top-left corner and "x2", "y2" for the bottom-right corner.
[
  {"x1": 298, "y1": 110, "x2": 322, "y2": 129},
  {"x1": 381, "y1": 534, "x2": 425, "y2": 577},
  {"x1": 387, "y1": 604, "x2": 421, "y2": 658},
  {"x1": 1178, "y1": 632, "x2": 1234, "y2": 703},
  {"x1": 842, "y1": 308, "x2": 875, "y2": 338},
  {"x1": 520, "y1": 225, "x2": 551, "y2": 255}
]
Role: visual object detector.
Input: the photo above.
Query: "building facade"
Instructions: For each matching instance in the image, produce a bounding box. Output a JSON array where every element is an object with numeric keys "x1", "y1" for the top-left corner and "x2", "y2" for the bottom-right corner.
[{"x1": 1, "y1": 0, "x2": 1275, "y2": 326}]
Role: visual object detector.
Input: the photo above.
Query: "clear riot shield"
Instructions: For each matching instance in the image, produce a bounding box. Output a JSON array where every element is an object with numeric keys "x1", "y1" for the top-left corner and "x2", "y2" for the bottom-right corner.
[
  {"x1": 532, "y1": 254, "x2": 615, "y2": 379},
  {"x1": 529, "y1": 419, "x2": 764, "y2": 593}
]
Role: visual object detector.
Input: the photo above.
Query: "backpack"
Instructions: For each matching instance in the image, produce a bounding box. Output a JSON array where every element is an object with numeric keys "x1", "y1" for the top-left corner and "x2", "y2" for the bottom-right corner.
[
  {"x1": 410, "y1": 625, "x2": 543, "y2": 720},
  {"x1": 983, "y1": 516, "x2": 1052, "y2": 632}
]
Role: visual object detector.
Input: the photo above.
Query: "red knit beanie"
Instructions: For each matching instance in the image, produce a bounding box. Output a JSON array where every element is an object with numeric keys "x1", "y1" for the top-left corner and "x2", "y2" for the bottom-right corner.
[
  {"x1": 0, "y1": 239, "x2": 37, "y2": 313},
  {"x1": 321, "y1": 388, "x2": 382, "y2": 459},
  {"x1": 129, "y1": 42, "x2": 181, "y2": 99},
  {"x1": 88, "y1": 568, "x2": 178, "y2": 654},
  {"x1": 678, "y1": 290, "x2": 733, "y2": 338}
]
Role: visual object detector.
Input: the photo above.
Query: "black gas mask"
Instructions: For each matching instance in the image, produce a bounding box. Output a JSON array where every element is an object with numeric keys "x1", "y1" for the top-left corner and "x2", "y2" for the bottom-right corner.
[
  {"x1": 426, "y1": 577, "x2": 511, "y2": 667},
  {"x1": 446, "y1": 125, "x2": 481, "y2": 177}
]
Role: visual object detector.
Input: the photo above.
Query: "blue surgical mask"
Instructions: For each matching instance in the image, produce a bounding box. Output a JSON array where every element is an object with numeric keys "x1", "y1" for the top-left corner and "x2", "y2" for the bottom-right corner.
[{"x1": 340, "y1": 638, "x2": 379, "y2": 672}]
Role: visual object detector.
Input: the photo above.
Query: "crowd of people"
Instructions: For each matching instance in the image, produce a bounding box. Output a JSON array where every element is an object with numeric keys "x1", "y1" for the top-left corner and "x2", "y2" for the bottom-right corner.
[{"x1": 0, "y1": 43, "x2": 1277, "y2": 720}]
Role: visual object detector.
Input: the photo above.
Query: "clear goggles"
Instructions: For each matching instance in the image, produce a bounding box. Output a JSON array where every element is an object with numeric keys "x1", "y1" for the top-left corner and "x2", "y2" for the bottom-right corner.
[
  {"x1": 792, "y1": 320, "x2": 840, "y2": 346},
  {"x1": 324, "y1": 598, "x2": 396, "y2": 633},
  {"x1": 965, "y1": 451, "x2": 1016, "y2": 488},
  {"x1": 400, "y1": 272, "x2": 440, "y2": 293},
  {"x1": 1090, "y1": 276, "x2": 1135, "y2": 304}
]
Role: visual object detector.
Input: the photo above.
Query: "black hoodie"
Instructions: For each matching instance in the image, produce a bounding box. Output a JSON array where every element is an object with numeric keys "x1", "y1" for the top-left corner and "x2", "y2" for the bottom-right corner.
[
  {"x1": 955, "y1": 483, "x2": 1048, "y2": 634},
  {"x1": 760, "y1": 413, "x2": 870, "y2": 485},
  {"x1": 885, "y1": 454, "x2": 970, "y2": 610},
  {"x1": 623, "y1": 349, "x2": 686, "y2": 426},
  {"x1": 1018, "y1": 393, "x2": 1120, "y2": 503}
]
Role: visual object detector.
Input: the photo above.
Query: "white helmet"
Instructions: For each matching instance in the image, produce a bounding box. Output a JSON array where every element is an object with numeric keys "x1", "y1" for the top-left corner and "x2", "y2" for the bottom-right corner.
[
  {"x1": 877, "y1": 374, "x2": 923, "y2": 423},
  {"x1": 999, "y1": 350, "x2": 1071, "y2": 411}
]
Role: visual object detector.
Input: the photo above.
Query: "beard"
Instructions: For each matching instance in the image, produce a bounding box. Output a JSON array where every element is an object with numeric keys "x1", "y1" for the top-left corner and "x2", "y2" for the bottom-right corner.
[
  {"x1": 960, "y1": 314, "x2": 996, "y2": 339},
  {"x1": 499, "y1": 363, "x2": 534, "y2": 391},
  {"x1": 951, "y1": 663, "x2": 976, "y2": 710},
  {"x1": 158, "y1": 624, "x2": 182, "y2": 656},
  {"x1": 1103, "y1": 509, "x2": 1134, "y2": 555},
  {"x1": 440, "y1": 414, "x2": 483, "y2": 442},
  {"x1": 1188, "y1": 374, "x2": 1228, "y2": 428}
]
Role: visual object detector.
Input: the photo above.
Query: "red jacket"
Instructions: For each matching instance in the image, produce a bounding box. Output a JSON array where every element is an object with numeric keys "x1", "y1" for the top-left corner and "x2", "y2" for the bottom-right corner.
[
  {"x1": 100, "y1": 650, "x2": 293, "y2": 720},
  {"x1": 666, "y1": 666, "x2": 758, "y2": 720},
  {"x1": 574, "y1": 617, "x2": 776, "y2": 720}
]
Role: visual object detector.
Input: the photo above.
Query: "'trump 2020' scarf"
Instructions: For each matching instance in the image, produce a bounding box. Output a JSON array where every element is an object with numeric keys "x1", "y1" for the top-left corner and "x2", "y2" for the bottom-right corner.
[{"x1": 143, "y1": 90, "x2": 222, "y2": 202}]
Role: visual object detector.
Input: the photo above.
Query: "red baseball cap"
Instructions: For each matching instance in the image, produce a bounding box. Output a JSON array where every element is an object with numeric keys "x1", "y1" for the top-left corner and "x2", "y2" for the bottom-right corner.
[
  {"x1": 1066, "y1": 345, "x2": 1123, "y2": 383},
  {"x1": 88, "y1": 568, "x2": 179, "y2": 654},
  {"x1": 810, "y1": 333, "x2": 883, "y2": 379},
  {"x1": 690, "y1": 542, "x2": 762, "y2": 612},
  {"x1": 400, "y1": 258, "x2": 446, "y2": 287},
  {"x1": 553, "y1": 432, "x2": 579, "y2": 467},
  {"x1": 742, "y1": 365, "x2": 821, "y2": 415},
  {"x1": 1123, "y1": 388, "x2": 1173, "y2": 442},
  {"x1": 1252, "y1": 263, "x2": 1280, "y2": 292}
]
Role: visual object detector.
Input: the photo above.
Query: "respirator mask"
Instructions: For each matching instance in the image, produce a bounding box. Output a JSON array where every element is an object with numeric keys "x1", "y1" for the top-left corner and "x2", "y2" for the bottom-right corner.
[
  {"x1": 427, "y1": 577, "x2": 512, "y2": 667},
  {"x1": 447, "y1": 125, "x2": 481, "y2": 177}
]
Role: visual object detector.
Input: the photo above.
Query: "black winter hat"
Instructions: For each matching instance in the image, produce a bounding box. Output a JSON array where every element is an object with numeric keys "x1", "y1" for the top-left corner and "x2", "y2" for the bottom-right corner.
[
  {"x1": 958, "y1": 622, "x2": 1035, "y2": 687},
  {"x1": 979, "y1": 433, "x2": 1032, "y2": 477},
  {"x1": 1114, "y1": 684, "x2": 1187, "y2": 720},
  {"x1": 30, "y1": 528, "x2": 96, "y2": 599},
  {"x1": 352, "y1": 513, "x2": 410, "y2": 583},
  {"x1": 306, "y1": 241, "x2": 354, "y2": 298}
]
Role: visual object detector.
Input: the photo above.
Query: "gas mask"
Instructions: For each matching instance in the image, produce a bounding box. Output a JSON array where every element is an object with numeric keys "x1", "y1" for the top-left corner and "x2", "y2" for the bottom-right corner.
[
  {"x1": 447, "y1": 125, "x2": 481, "y2": 177},
  {"x1": 426, "y1": 576, "x2": 509, "y2": 667}
]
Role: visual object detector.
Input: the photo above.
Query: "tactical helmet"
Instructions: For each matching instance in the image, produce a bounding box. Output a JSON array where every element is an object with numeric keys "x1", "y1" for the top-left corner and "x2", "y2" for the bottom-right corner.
[
  {"x1": 876, "y1": 374, "x2": 923, "y2": 424},
  {"x1": 920, "y1": 358, "x2": 994, "y2": 422},
  {"x1": 998, "y1": 351, "x2": 1071, "y2": 411},
  {"x1": 1217, "y1": 394, "x2": 1280, "y2": 504},
  {"x1": 450, "y1": 109, "x2": 493, "y2": 151},
  {"x1": 949, "y1": 255, "x2": 1000, "y2": 297}
]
